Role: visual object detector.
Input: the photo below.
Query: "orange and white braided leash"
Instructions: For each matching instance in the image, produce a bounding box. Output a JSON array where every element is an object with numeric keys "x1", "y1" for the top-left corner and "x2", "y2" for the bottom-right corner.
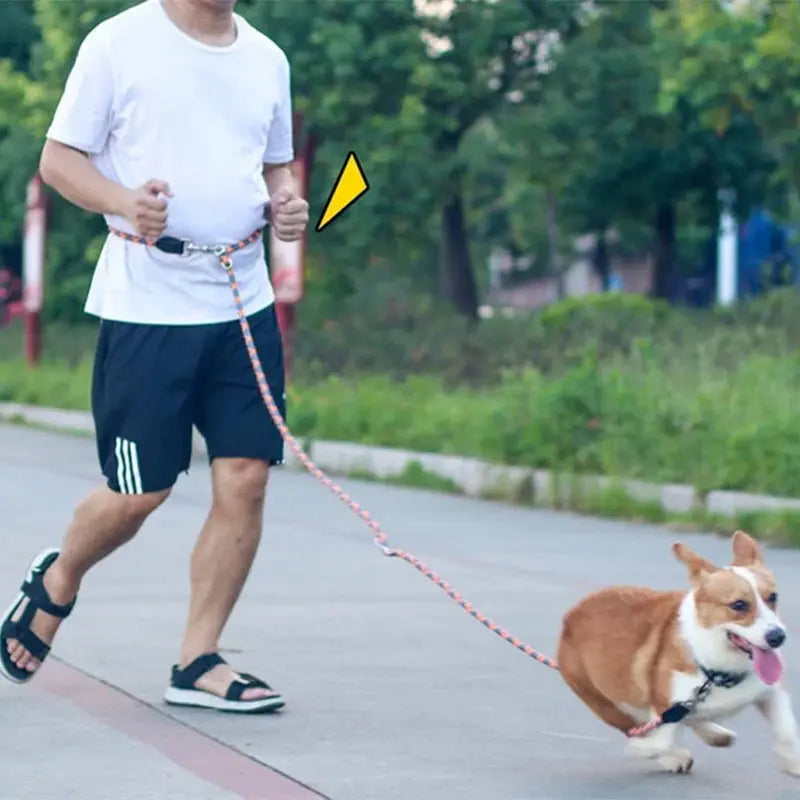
[{"x1": 109, "y1": 224, "x2": 687, "y2": 739}]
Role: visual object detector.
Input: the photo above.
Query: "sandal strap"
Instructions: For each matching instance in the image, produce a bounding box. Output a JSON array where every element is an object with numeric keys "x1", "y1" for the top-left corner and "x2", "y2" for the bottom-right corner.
[
  {"x1": 1, "y1": 619, "x2": 50, "y2": 662},
  {"x1": 225, "y1": 673, "x2": 272, "y2": 702},
  {"x1": 171, "y1": 652, "x2": 227, "y2": 689},
  {"x1": 21, "y1": 557, "x2": 75, "y2": 619}
]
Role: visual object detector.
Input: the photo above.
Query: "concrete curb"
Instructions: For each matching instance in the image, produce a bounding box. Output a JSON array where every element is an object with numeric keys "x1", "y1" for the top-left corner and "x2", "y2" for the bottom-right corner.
[{"x1": 2, "y1": 402, "x2": 799, "y2": 518}]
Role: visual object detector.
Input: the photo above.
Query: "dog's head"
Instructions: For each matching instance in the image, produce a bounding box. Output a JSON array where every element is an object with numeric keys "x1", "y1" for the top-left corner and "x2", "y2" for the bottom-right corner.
[{"x1": 673, "y1": 531, "x2": 785, "y2": 685}]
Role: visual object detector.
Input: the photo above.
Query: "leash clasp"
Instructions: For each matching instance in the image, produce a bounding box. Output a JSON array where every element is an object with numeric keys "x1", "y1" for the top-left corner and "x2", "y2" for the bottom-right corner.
[
  {"x1": 184, "y1": 241, "x2": 231, "y2": 267},
  {"x1": 153, "y1": 236, "x2": 223, "y2": 257},
  {"x1": 683, "y1": 678, "x2": 713, "y2": 717},
  {"x1": 184, "y1": 241, "x2": 227, "y2": 257}
]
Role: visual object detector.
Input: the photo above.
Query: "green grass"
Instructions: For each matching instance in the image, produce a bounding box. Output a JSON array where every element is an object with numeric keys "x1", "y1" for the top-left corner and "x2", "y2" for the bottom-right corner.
[
  {"x1": 286, "y1": 356, "x2": 800, "y2": 498},
  {"x1": 348, "y1": 460, "x2": 462, "y2": 495},
  {"x1": 4, "y1": 347, "x2": 800, "y2": 498},
  {"x1": 0, "y1": 317, "x2": 96, "y2": 409},
  {"x1": 0, "y1": 318, "x2": 98, "y2": 365},
  {"x1": 565, "y1": 482, "x2": 669, "y2": 524},
  {"x1": 562, "y1": 487, "x2": 800, "y2": 548},
  {"x1": 0, "y1": 357, "x2": 93, "y2": 409}
]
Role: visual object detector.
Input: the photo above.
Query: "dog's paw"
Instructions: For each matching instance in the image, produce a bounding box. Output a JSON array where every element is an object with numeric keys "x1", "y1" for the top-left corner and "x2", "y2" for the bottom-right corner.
[
  {"x1": 657, "y1": 748, "x2": 694, "y2": 774},
  {"x1": 692, "y1": 722, "x2": 736, "y2": 748}
]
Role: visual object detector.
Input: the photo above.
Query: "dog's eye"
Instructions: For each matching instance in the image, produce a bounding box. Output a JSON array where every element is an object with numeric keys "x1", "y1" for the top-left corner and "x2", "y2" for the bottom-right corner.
[
  {"x1": 729, "y1": 599, "x2": 750, "y2": 613},
  {"x1": 767, "y1": 592, "x2": 778, "y2": 605}
]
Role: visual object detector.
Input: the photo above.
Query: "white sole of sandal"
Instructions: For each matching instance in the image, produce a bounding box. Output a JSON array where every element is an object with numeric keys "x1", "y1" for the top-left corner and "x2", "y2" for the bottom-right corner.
[
  {"x1": 163, "y1": 686, "x2": 285, "y2": 713},
  {"x1": 0, "y1": 547, "x2": 62, "y2": 684}
]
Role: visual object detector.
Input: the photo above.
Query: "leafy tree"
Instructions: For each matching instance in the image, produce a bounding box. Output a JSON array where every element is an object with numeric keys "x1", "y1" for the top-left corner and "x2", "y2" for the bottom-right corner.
[
  {"x1": 0, "y1": 0, "x2": 39, "y2": 72},
  {"x1": 0, "y1": 0, "x2": 39, "y2": 261},
  {"x1": 244, "y1": 0, "x2": 585, "y2": 319},
  {"x1": 240, "y1": 0, "x2": 442, "y2": 311},
  {"x1": 0, "y1": 0, "x2": 791, "y2": 326},
  {"x1": 409, "y1": 0, "x2": 584, "y2": 317},
  {"x1": 501, "y1": 0, "x2": 777, "y2": 297},
  {"x1": 660, "y1": 0, "x2": 800, "y2": 217},
  {"x1": 0, "y1": 0, "x2": 130, "y2": 316}
]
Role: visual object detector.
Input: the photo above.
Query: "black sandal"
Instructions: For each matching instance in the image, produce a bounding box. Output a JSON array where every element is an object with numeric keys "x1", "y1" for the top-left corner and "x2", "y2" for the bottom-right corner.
[
  {"x1": 0, "y1": 548, "x2": 76, "y2": 684},
  {"x1": 163, "y1": 652, "x2": 285, "y2": 713}
]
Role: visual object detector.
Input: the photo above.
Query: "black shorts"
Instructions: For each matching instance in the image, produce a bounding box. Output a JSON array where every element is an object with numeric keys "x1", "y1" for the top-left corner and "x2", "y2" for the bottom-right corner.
[{"x1": 91, "y1": 304, "x2": 286, "y2": 494}]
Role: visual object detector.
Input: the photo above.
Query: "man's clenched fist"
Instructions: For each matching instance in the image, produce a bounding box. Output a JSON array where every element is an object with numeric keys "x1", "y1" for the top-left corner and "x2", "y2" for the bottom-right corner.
[
  {"x1": 121, "y1": 178, "x2": 172, "y2": 239},
  {"x1": 268, "y1": 187, "x2": 309, "y2": 242}
]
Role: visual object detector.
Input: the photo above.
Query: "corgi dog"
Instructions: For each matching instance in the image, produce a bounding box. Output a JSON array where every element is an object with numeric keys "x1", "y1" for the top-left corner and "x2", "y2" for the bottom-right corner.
[{"x1": 556, "y1": 531, "x2": 800, "y2": 776}]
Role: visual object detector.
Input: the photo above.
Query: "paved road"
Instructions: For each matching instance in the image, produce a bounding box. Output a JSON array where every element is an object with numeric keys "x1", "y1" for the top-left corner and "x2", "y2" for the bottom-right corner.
[{"x1": 3, "y1": 423, "x2": 800, "y2": 799}]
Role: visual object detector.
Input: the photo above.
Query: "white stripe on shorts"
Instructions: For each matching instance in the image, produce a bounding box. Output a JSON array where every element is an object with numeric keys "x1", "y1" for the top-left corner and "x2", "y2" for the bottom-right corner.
[{"x1": 115, "y1": 437, "x2": 143, "y2": 494}]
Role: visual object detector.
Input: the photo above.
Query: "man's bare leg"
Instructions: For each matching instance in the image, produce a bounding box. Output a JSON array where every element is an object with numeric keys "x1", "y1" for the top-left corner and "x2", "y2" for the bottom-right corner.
[
  {"x1": 6, "y1": 485, "x2": 169, "y2": 672},
  {"x1": 177, "y1": 457, "x2": 271, "y2": 701}
]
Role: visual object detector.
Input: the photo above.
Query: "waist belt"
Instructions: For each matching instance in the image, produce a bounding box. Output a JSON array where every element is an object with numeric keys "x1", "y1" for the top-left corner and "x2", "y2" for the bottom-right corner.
[{"x1": 108, "y1": 227, "x2": 263, "y2": 270}]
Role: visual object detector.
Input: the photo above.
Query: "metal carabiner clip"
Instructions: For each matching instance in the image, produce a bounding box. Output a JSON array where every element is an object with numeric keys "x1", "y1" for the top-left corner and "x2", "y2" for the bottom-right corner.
[{"x1": 185, "y1": 241, "x2": 224, "y2": 256}]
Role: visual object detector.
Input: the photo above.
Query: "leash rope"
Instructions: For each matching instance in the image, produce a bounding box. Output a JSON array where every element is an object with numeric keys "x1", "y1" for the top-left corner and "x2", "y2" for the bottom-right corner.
[
  {"x1": 221, "y1": 240, "x2": 559, "y2": 670},
  {"x1": 107, "y1": 224, "x2": 710, "y2": 739},
  {"x1": 109, "y1": 224, "x2": 557, "y2": 669}
]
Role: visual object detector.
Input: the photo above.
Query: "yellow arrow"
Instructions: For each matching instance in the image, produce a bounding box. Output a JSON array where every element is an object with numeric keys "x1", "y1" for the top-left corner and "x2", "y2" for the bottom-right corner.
[{"x1": 315, "y1": 151, "x2": 369, "y2": 232}]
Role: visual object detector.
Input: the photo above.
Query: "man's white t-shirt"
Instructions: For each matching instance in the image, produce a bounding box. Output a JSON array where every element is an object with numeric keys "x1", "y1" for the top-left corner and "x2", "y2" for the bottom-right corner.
[{"x1": 46, "y1": 0, "x2": 294, "y2": 325}]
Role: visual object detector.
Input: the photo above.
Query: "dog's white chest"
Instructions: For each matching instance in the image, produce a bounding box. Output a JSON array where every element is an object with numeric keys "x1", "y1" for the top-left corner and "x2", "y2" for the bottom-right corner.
[{"x1": 671, "y1": 670, "x2": 768, "y2": 721}]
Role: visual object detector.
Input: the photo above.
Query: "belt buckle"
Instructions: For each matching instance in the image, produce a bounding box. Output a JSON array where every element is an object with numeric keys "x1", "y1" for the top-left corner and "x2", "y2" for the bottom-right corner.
[{"x1": 153, "y1": 236, "x2": 186, "y2": 255}]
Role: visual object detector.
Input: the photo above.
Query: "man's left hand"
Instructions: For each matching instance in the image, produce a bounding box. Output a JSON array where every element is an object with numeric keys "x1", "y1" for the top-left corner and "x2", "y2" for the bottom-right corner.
[{"x1": 268, "y1": 187, "x2": 309, "y2": 242}]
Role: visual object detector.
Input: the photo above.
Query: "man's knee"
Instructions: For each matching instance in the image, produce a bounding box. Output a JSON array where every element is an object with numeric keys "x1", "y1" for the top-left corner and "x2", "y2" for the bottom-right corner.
[
  {"x1": 97, "y1": 485, "x2": 171, "y2": 524},
  {"x1": 212, "y1": 458, "x2": 269, "y2": 510}
]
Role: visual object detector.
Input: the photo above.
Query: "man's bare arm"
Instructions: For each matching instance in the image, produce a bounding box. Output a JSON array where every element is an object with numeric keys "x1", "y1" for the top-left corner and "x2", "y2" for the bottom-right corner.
[
  {"x1": 40, "y1": 139, "x2": 171, "y2": 238},
  {"x1": 262, "y1": 162, "x2": 298, "y2": 197},
  {"x1": 40, "y1": 139, "x2": 129, "y2": 215}
]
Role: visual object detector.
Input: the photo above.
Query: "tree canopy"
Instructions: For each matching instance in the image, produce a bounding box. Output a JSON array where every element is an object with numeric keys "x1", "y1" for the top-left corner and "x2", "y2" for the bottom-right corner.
[{"x1": 0, "y1": 0, "x2": 794, "y2": 322}]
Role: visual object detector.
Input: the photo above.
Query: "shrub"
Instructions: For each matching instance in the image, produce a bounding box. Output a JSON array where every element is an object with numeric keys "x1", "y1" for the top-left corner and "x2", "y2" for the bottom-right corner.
[{"x1": 294, "y1": 285, "x2": 800, "y2": 386}]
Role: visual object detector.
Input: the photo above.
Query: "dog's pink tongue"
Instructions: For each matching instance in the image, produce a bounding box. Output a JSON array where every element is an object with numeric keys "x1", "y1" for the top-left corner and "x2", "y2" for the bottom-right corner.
[{"x1": 753, "y1": 647, "x2": 784, "y2": 685}]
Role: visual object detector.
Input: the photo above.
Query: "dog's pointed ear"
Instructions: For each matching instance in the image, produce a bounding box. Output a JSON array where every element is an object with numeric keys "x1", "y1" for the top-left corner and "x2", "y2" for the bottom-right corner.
[
  {"x1": 673, "y1": 542, "x2": 720, "y2": 586},
  {"x1": 731, "y1": 530, "x2": 763, "y2": 567}
]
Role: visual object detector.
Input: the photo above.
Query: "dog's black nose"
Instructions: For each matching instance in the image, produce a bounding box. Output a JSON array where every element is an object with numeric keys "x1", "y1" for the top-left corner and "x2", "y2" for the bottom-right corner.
[{"x1": 766, "y1": 627, "x2": 786, "y2": 649}]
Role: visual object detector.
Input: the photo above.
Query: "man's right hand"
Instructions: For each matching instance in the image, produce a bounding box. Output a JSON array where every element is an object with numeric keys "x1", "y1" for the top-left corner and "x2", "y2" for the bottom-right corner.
[{"x1": 121, "y1": 179, "x2": 172, "y2": 238}]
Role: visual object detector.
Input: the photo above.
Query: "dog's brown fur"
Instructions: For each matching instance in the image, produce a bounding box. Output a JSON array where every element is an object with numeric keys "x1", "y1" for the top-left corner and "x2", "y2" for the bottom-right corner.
[{"x1": 557, "y1": 585, "x2": 692, "y2": 732}]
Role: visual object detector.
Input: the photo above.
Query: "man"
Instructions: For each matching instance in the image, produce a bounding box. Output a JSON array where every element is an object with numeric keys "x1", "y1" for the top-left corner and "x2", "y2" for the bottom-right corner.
[{"x1": 0, "y1": 0, "x2": 309, "y2": 714}]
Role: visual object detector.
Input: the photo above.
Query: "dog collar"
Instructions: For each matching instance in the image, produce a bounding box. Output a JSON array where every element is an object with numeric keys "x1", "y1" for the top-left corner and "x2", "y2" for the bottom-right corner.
[{"x1": 700, "y1": 666, "x2": 749, "y2": 689}]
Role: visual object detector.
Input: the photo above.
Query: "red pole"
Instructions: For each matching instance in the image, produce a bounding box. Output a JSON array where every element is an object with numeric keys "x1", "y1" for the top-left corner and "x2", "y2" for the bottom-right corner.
[
  {"x1": 276, "y1": 302, "x2": 295, "y2": 381},
  {"x1": 24, "y1": 311, "x2": 41, "y2": 365}
]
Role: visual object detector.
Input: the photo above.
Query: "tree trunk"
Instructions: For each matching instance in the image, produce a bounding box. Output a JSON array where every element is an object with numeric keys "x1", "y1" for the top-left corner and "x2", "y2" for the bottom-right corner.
[
  {"x1": 593, "y1": 229, "x2": 609, "y2": 290},
  {"x1": 652, "y1": 203, "x2": 676, "y2": 299},
  {"x1": 546, "y1": 188, "x2": 564, "y2": 299},
  {"x1": 440, "y1": 191, "x2": 479, "y2": 319}
]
